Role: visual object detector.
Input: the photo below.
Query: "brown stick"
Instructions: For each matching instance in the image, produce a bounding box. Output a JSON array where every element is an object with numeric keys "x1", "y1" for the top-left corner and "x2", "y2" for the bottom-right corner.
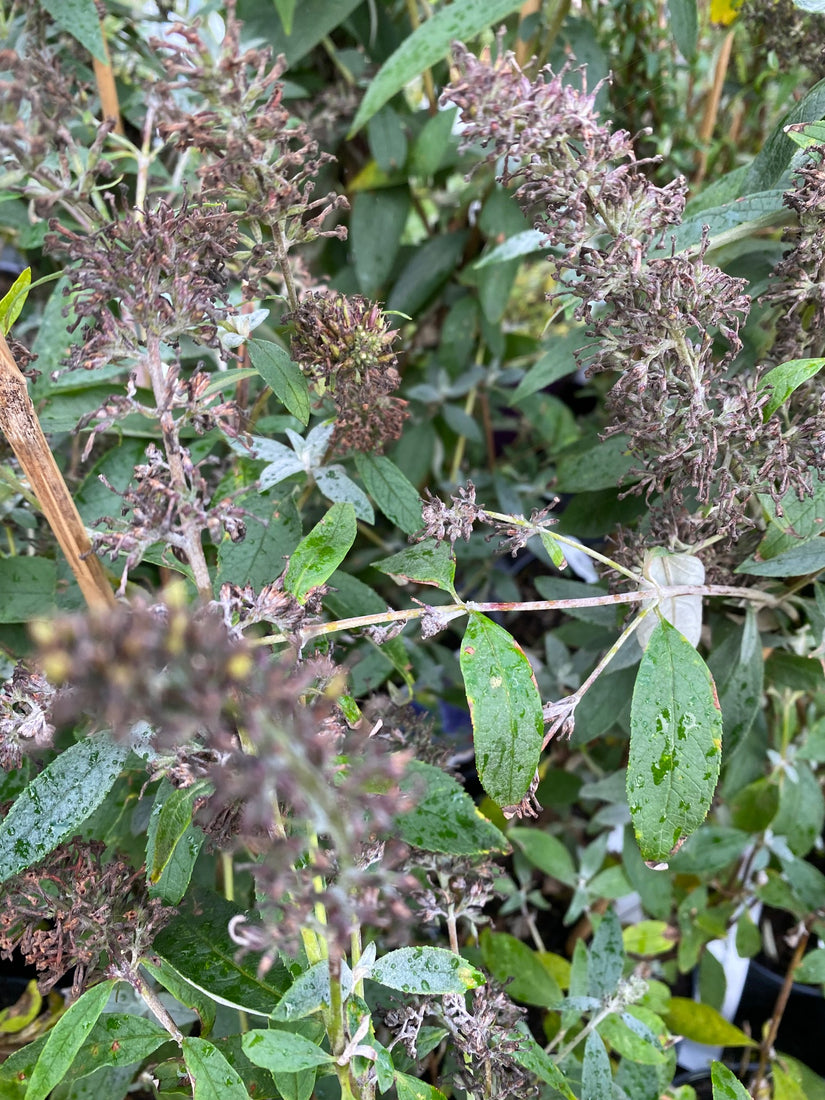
[
  {"x1": 693, "y1": 28, "x2": 735, "y2": 185},
  {"x1": 515, "y1": 0, "x2": 542, "y2": 69},
  {"x1": 0, "y1": 332, "x2": 115, "y2": 610},
  {"x1": 92, "y1": 6, "x2": 124, "y2": 136}
]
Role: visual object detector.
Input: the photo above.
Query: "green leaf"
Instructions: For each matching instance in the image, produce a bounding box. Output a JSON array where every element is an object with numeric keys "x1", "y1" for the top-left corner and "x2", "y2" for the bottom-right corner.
[
  {"x1": 663, "y1": 999, "x2": 757, "y2": 1047},
  {"x1": 460, "y1": 613, "x2": 544, "y2": 807},
  {"x1": 662, "y1": 188, "x2": 788, "y2": 257},
  {"x1": 270, "y1": 962, "x2": 332, "y2": 1023},
  {"x1": 410, "y1": 107, "x2": 459, "y2": 176},
  {"x1": 736, "y1": 539, "x2": 825, "y2": 576},
  {"x1": 25, "y1": 979, "x2": 117, "y2": 1100},
  {"x1": 508, "y1": 827, "x2": 577, "y2": 886},
  {"x1": 785, "y1": 120, "x2": 825, "y2": 149},
  {"x1": 794, "y1": 947, "x2": 825, "y2": 984},
  {"x1": 367, "y1": 106, "x2": 408, "y2": 173},
  {"x1": 284, "y1": 502, "x2": 356, "y2": 603},
  {"x1": 473, "y1": 229, "x2": 549, "y2": 268},
  {"x1": 242, "y1": 1029, "x2": 334, "y2": 1072},
  {"x1": 0, "y1": 980, "x2": 41, "y2": 1035},
  {"x1": 622, "y1": 920, "x2": 676, "y2": 957},
  {"x1": 140, "y1": 957, "x2": 216, "y2": 1036},
  {"x1": 324, "y1": 569, "x2": 412, "y2": 687},
  {"x1": 581, "y1": 1030, "x2": 612, "y2": 1100},
  {"x1": 152, "y1": 891, "x2": 291, "y2": 1017},
  {"x1": 479, "y1": 931, "x2": 562, "y2": 1007},
  {"x1": 667, "y1": 0, "x2": 697, "y2": 58},
  {"x1": 773, "y1": 759, "x2": 825, "y2": 855},
  {"x1": 273, "y1": 0, "x2": 297, "y2": 34},
  {"x1": 371, "y1": 946, "x2": 484, "y2": 995},
  {"x1": 743, "y1": 78, "x2": 825, "y2": 193},
  {"x1": 242, "y1": 0, "x2": 363, "y2": 64},
  {"x1": 771, "y1": 1063, "x2": 809, "y2": 1100},
  {"x1": 398, "y1": 760, "x2": 509, "y2": 855},
  {"x1": 627, "y1": 620, "x2": 723, "y2": 863},
  {"x1": 349, "y1": 0, "x2": 524, "y2": 133},
  {"x1": 710, "y1": 612, "x2": 764, "y2": 769},
  {"x1": 394, "y1": 1073, "x2": 449, "y2": 1100},
  {"x1": 756, "y1": 474, "x2": 825, "y2": 557},
  {"x1": 0, "y1": 266, "x2": 30, "y2": 333},
  {"x1": 711, "y1": 1063, "x2": 755, "y2": 1099},
  {"x1": 588, "y1": 909, "x2": 624, "y2": 997},
  {"x1": 248, "y1": 339, "x2": 310, "y2": 425},
  {"x1": 351, "y1": 188, "x2": 410, "y2": 296},
  {"x1": 510, "y1": 1030, "x2": 577, "y2": 1098},
  {"x1": 182, "y1": 1037, "x2": 250, "y2": 1100},
  {"x1": 37, "y1": 0, "x2": 107, "y2": 62},
  {"x1": 62, "y1": 1014, "x2": 171, "y2": 1083},
  {"x1": 0, "y1": 734, "x2": 129, "y2": 882},
  {"x1": 758, "y1": 357, "x2": 825, "y2": 420},
  {"x1": 782, "y1": 852, "x2": 825, "y2": 912},
  {"x1": 538, "y1": 529, "x2": 567, "y2": 570},
  {"x1": 511, "y1": 329, "x2": 583, "y2": 403},
  {"x1": 0, "y1": 556, "x2": 56, "y2": 622},
  {"x1": 669, "y1": 826, "x2": 750, "y2": 874},
  {"x1": 315, "y1": 466, "x2": 374, "y2": 521},
  {"x1": 555, "y1": 434, "x2": 638, "y2": 492},
  {"x1": 372, "y1": 540, "x2": 457, "y2": 594},
  {"x1": 146, "y1": 779, "x2": 207, "y2": 904},
  {"x1": 216, "y1": 493, "x2": 301, "y2": 591},
  {"x1": 387, "y1": 231, "x2": 468, "y2": 318},
  {"x1": 354, "y1": 454, "x2": 423, "y2": 534},
  {"x1": 598, "y1": 1010, "x2": 669, "y2": 1065}
]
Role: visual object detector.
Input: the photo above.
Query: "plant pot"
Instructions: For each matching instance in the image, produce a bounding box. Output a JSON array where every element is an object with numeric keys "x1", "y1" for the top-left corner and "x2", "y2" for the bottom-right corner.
[{"x1": 732, "y1": 955, "x2": 825, "y2": 1075}]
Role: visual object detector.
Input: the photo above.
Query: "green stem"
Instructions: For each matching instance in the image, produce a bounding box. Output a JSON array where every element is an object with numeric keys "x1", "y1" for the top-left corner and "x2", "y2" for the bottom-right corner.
[{"x1": 482, "y1": 509, "x2": 642, "y2": 583}]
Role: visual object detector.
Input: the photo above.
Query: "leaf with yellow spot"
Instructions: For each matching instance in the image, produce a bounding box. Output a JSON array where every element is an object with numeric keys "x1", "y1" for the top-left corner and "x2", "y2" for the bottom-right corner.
[{"x1": 459, "y1": 612, "x2": 543, "y2": 807}]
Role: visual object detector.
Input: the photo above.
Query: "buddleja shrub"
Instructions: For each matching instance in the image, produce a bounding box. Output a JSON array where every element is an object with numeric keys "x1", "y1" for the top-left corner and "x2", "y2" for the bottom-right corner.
[{"x1": 0, "y1": 2, "x2": 823, "y2": 1099}]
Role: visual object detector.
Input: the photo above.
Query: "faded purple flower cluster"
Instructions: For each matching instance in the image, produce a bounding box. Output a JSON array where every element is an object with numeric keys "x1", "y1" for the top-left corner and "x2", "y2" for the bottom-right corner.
[
  {"x1": 289, "y1": 292, "x2": 408, "y2": 454},
  {"x1": 27, "y1": 595, "x2": 419, "y2": 962},
  {"x1": 0, "y1": 839, "x2": 171, "y2": 997},
  {"x1": 441, "y1": 45, "x2": 825, "y2": 542}
]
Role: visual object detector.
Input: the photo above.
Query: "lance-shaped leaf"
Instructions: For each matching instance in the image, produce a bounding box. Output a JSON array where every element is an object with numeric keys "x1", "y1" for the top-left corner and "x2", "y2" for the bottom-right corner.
[
  {"x1": 372, "y1": 540, "x2": 457, "y2": 596},
  {"x1": 349, "y1": 0, "x2": 525, "y2": 134},
  {"x1": 241, "y1": 1030, "x2": 334, "y2": 1073},
  {"x1": 371, "y1": 946, "x2": 483, "y2": 995},
  {"x1": 758, "y1": 356, "x2": 825, "y2": 421},
  {"x1": 354, "y1": 453, "x2": 423, "y2": 534},
  {"x1": 24, "y1": 979, "x2": 118, "y2": 1100},
  {"x1": 460, "y1": 613, "x2": 544, "y2": 807},
  {"x1": 0, "y1": 267, "x2": 31, "y2": 333},
  {"x1": 182, "y1": 1037, "x2": 251, "y2": 1100},
  {"x1": 711, "y1": 1062, "x2": 751, "y2": 1100},
  {"x1": 248, "y1": 339, "x2": 310, "y2": 425},
  {"x1": 284, "y1": 502, "x2": 356, "y2": 603},
  {"x1": 397, "y1": 760, "x2": 509, "y2": 856},
  {"x1": 627, "y1": 620, "x2": 723, "y2": 863},
  {"x1": 0, "y1": 733, "x2": 129, "y2": 882}
]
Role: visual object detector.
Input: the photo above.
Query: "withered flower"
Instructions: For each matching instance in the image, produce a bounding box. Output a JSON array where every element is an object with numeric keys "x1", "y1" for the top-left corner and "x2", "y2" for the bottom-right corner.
[
  {"x1": 0, "y1": 664, "x2": 55, "y2": 771},
  {"x1": 289, "y1": 292, "x2": 408, "y2": 453},
  {"x1": 441, "y1": 45, "x2": 825, "y2": 544},
  {"x1": 0, "y1": 839, "x2": 171, "y2": 999}
]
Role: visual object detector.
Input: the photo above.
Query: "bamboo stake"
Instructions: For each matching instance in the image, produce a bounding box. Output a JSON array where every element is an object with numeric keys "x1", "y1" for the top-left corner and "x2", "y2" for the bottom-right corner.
[
  {"x1": 92, "y1": 4, "x2": 124, "y2": 136},
  {"x1": 693, "y1": 28, "x2": 735, "y2": 185},
  {"x1": 0, "y1": 331, "x2": 115, "y2": 610}
]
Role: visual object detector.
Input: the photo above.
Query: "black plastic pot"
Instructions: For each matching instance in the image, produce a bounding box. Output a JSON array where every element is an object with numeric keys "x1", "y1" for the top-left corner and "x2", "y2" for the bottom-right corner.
[
  {"x1": 672, "y1": 1068, "x2": 715, "y2": 1099},
  {"x1": 732, "y1": 956, "x2": 825, "y2": 1075}
]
